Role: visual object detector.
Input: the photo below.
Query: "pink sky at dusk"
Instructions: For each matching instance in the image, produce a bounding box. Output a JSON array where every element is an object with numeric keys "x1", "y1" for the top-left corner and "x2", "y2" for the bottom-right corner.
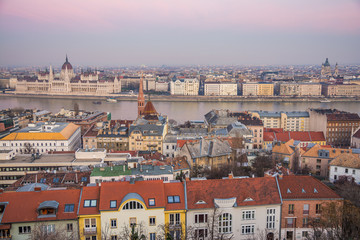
[
  {"x1": 0, "y1": 0, "x2": 359, "y2": 66},
  {"x1": 1, "y1": 0, "x2": 359, "y2": 33}
]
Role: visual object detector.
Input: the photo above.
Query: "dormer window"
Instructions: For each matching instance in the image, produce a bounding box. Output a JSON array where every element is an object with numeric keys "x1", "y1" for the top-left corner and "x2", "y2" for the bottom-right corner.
[
  {"x1": 40, "y1": 178, "x2": 46, "y2": 183},
  {"x1": 287, "y1": 189, "x2": 291, "y2": 193},
  {"x1": 64, "y1": 204, "x2": 74, "y2": 212},
  {"x1": 81, "y1": 177, "x2": 88, "y2": 182},
  {"x1": 243, "y1": 197, "x2": 254, "y2": 202},
  {"x1": 38, "y1": 201, "x2": 59, "y2": 218},
  {"x1": 53, "y1": 178, "x2": 59, "y2": 183},
  {"x1": 167, "y1": 196, "x2": 180, "y2": 203},
  {"x1": 314, "y1": 188, "x2": 318, "y2": 193},
  {"x1": 84, "y1": 200, "x2": 97, "y2": 207},
  {"x1": 196, "y1": 200, "x2": 206, "y2": 204},
  {"x1": 302, "y1": 189, "x2": 306, "y2": 193}
]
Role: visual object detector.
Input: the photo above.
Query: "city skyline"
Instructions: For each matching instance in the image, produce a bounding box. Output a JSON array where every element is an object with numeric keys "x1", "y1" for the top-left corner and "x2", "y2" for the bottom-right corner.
[{"x1": 0, "y1": 0, "x2": 360, "y2": 66}]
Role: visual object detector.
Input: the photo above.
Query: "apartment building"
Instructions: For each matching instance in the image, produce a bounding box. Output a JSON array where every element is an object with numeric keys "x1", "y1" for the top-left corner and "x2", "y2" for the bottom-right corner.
[
  {"x1": 329, "y1": 153, "x2": 360, "y2": 184},
  {"x1": 250, "y1": 111, "x2": 310, "y2": 131},
  {"x1": 280, "y1": 83, "x2": 322, "y2": 96},
  {"x1": 322, "y1": 84, "x2": 360, "y2": 97},
  {"x1": 170, "y1": 78, "x2": 199, "y2": 95},
  {"x1": 204, "y1": 82, "x2": 237, "y2": 96}
]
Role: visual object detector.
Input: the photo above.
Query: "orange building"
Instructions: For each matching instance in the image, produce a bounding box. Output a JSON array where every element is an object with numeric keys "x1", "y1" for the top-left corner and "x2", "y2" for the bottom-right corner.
[{"x1": 278, "y1": 176, "x2": 342, "y2": 240}]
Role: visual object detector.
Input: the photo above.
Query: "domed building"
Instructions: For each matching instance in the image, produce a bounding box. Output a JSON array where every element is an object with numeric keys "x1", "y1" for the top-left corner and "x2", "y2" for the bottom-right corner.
[{"x1": 13, "y1": 55, "x2": 121, "y2": 95}]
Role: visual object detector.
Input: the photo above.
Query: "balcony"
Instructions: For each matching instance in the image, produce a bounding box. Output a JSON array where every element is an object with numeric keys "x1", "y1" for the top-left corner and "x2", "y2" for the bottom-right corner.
[
  {"x1": 303, "y1": 210, "x2": 309, "y2": 215},
  {"x1": 84, "y1": 227, "x2": 97, "y2": 235}
]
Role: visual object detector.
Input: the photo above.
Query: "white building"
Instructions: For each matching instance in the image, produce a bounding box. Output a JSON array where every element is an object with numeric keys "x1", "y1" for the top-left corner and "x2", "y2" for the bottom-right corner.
[
  {"x1": 170, "y1": 78, "x2": 199, "y2": 95},
  {"x1": 0, "y1": 122, "x2": 81, "y2": 154},
  {"x1": 242, "y1": 83, "x2": 258, "y2": 96},
  {"x1": 204, "y1": 82, "x2": 237, "y2": 96},
  {"x1": 186, "y1": 177, "x2": 281, "y2": 240},
  {"x1": 329, "y1": 153, "x2": 360, "y2": 184}
]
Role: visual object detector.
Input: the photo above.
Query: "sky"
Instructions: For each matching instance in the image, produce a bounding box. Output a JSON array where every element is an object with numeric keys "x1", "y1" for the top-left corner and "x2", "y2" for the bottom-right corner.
[{"x1": 0, "y1": 0, "x2": 359, "y2": 67}]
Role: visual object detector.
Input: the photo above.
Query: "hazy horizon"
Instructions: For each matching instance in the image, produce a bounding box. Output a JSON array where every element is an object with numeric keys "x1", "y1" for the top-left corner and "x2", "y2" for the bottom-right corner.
[{"x1": 1, "y1": 0, "x2": 359, "y2": 67}]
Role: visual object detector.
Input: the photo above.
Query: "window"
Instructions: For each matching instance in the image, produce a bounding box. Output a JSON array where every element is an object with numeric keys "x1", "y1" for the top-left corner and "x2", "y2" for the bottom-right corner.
[
  {"x1": 42, "y1": 224, "x2": 55, "y2": 234},
  {"x1": 303, "y1": 204, "x2": 309, "y2": 214},
  {"x1": 167, "y1": 195, "x2": 180, "y2": 203},
  {"x1": 130, "y1": 217, "x2": 137, "y2": 227},
  {"x1": 302, "y1": 231, "x2": 308, "y2": 237},
  {"x1": 242, "y1": 210, "x2": 255, "y2": 220},
  {"x1": 334, "y1": 167, "x2": 337, "y2": 172},
  {"x1": 111, "y1": 236, "x2": 117, "y2": 240},
  {"x1": 353, "y1": 169, "x2": 356, "y2": 175},
  {"x1": 195, "y1": 228, "x2": 208, "y2": 239},
  {"x1": 19, "y1": 226, "x2": 31, "y2": 234},
  {"x1": 286, "y1": 218, "x2": 295, "y2": 228},
  {"x1": 150, "y1": 233, "x2": 156, "y2": 240},
  {"x1": 170, "y1": 213, "x2": 180, "y2": 225},
  {"x1": 149, "y1": 198, "x2": 155, "y2": 206},
  {"x1": 81, "y1": 177, "x2": 88, "y2": 182},
  {"x1": 266, "y1": 208, "x2": 276, "y2": 229},
  {"x1": 195, "y1": 214, "x2": 208, "y2": 223},
  {"x1": 64, "y1": 204, "x2": 74, "y2": 212},
  {"x1": 84, "y1": 200, "x2": 97, "y2": 207},
  {"x1": 241, "y1": 225, "x2": 254, "y2": 235},
  {"x1": 303, "y1": 218, "x2": 309, "y2": 227},
  {"x1": 111, "y1": 219, "x2": 117, "y2": 228},
  {"x1": 40, "y1": 178, "x2": 46, "y2": 183},
  {"x1": 345, "y1": 169, "x2": 348, "y2": 173},
  {"x1": 110, "y1": 200, "x2": 117, "y2": 208},
  {"x1": 316, "y1": 204, "x2": 321, "y2": 214},
  {"x1": 219, "y1": 213, "x2": 232, "y2": 233},
  {"x1": 123, "y1": 201, "x2": 144, "y2": 210},
  {"x1": 67, "y1": 223, "x2": 73, "y2": 232},
  {"x1": 288, "y1": 204, "x2": 294, "y2": 214},
  {"x1": 149, "y1": 216, "x2": 156, "y2": 226},
  {"x1": 85, "y1": 218, "x2": 96, "y2": 229}
]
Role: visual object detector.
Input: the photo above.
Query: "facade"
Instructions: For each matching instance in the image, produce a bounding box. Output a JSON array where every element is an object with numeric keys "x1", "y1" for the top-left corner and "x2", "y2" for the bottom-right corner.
[
  {"x1": 96, "y1": 122, "x2": 133, "y2": 152},
  {"x1": 170, "y1": 78, "x2": 199, "y2": 95},
  {"x1": 329, "y1": 153, "x2": 360, "y2": 184},
  {"x1": 272, "y1": 139, "x2": 301, "y2": 169},
  {"x1": 308, "y1": 108, "x2": 360, "y2": 147},
  {"x1": 14, "y1": 56, "x2": 121, "y2": 95},
  {"x1": 321, "y1": 84, "x2": 360, "y2": 97},
  {"x1": 278, "y1": 175, "x2": 342, "y2": 240},
  {"x1": 279, "y1": 83, "x2": 322, "y2": 96},
  {"x1": 250, "y1": 111, "x2": 310, "y2": 131},
  {"x1": 186, "y1": 177, "x2": 281, "y2": 240},
  {"x1": 0, "y1": 122, "x2": 81, "y2": 154},
  {"x1": 300, "y1": 144, "x2": 355, "y2": 177},
  {"x1": 204, "y1": 82, "x2": 237, "y2": 96},
  {"x1": 242, "y1": 83, "x2": 258, "y2": 96},
  {"x1": 0, "y1": 188, "x2": 80, "y2": 240},
  {"x1": 257, "y1": 83, "x2": 274, "y2": 96},
  {"x1": 83, "y1": 125, "x2": 99, "y2": 149},
  {"x1": 98, "y1": 180, "x2": 186, "y2": 240}
]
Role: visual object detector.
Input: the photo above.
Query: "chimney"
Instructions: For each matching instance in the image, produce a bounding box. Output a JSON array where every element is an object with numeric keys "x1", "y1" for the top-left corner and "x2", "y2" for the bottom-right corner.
[
  {"x1": 34, "y1": 187, "x2": 42, "y2": 192},
  {"x1": 278, "y1": 174, "x2": 283, "y2": 180},
  {"x1": 228, "y1": 172, "x2": 234, "y2": 179}
]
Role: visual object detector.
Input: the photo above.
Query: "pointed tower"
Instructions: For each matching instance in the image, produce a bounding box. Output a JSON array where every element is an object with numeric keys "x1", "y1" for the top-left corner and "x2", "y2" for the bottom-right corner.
[
  {"x1": 49, "y1": 65, "x2": 54, "y2": 92},
  {"x1": 138, "y1": 73, "x2": 145, "y2": 116},
  {"x1": 334, "y1": 63, "x2": 339, "y2": 76}
]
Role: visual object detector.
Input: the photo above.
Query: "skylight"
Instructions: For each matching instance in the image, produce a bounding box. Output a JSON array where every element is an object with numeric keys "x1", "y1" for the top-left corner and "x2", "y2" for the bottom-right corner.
[{"x1": 287, "y1": 188, "x2": 291, "y2": 193}]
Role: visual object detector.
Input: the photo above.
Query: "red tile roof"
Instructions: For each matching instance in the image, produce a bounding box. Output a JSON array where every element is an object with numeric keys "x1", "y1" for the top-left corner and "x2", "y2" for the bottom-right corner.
[
  {"x1": 177, "y1": 139, "x2": 199, "y2": 148},
  {"x1": 278, "y1": 176, "x2": 341, "y2": 200},
  {"x1": 78, "y1": 186, "x2": 100, "y2": 215},
  {"x1": 99, "y1": 180, "x2": 185, "y2": 211},
  {"x1": 0, "y1": 189, "x2": 80, "y2": 223},
  {"x1": 186, "y1": 177, "x2": 281, "y2": 209},
  {"x1": 263, "y1": 131, "x2": 325, "y2": 142},
  {"x1": 327, "y1": 113, "x2": 360, "y2": 121}
]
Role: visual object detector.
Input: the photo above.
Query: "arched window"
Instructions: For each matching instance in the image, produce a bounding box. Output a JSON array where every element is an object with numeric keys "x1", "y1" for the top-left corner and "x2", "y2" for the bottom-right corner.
[
  {"x1": 218, "y1": 213, "x2": 232, "y2": 233},
  {"x1": 122, "y1": 201, "x2": 144, "y2": 210}
]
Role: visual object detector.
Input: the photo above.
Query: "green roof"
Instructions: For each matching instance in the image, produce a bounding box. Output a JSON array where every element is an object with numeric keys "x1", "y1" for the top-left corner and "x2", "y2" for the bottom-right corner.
[{"x1": 91, "y1": 165, "x2": 131, "y2": 177}]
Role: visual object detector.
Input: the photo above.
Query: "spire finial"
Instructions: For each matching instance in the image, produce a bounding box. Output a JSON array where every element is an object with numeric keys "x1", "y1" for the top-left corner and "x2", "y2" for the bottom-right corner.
[{"x1": 66, "y1": 54, "x2": 68, "y2": 62}]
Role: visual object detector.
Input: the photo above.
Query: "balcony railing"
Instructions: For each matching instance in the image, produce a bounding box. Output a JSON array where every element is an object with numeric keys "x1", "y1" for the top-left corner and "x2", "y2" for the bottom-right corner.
[
  {"x1": 84, "y1": 227, "x2": 97, "y2": 235},
  {"x1": 303, "y1": 210, "x2": 309, "y2": 215}
]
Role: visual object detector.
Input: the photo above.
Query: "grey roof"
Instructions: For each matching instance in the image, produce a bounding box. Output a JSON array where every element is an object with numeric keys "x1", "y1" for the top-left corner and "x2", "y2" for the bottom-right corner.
[
  {"x1": 212, "y1": 122, "x2": 251, "y2": 137},
  {"x1": 204, "y1": 110, "x2": 237, "y2": 126},
  {"x1": 121, "y1": 193, "x2": 145, "y2": 205},
  {"x1": 16, "y1": 183, "x2": 50, "y2": 192},
  {"x1": 38, "y1": 200, "x2": 59, "y2": 210},
  {"x1": 186, "y1": 139, "x2": 232, "y2": 158},
  {"x1": 132, "y1": 165, "x2": 173, "y2": 176},
  {"x1": 34, "y1": 110, "x2": 51, "y2": 116},
  {"x1": 130, "y1": 124, "x2": 165, "y2": 136},
  {"x1": 163, "y1": 134, "x2": 178, "y2": 143},
  {"x1": 17, "y1": 122, "x2": 69, "y2": 133},
  {"x1": 253, "y1": 111, "x2": 309, "y2": 118}
]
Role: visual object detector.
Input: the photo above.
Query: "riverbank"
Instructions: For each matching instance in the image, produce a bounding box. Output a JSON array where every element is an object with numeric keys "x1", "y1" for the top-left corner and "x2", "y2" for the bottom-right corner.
[{"x1": 1, "y1": 92, "x2": 359, "y2": 103}]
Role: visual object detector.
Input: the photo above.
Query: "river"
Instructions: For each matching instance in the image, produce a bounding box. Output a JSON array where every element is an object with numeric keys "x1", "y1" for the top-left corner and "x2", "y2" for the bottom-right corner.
[{"x1": 0, "y1": 96, "x2": 359, "y2": 123}]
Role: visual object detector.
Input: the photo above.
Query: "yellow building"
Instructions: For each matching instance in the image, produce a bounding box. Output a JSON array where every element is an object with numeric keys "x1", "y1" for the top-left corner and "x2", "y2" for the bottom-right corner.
[
  {"x1": 257, "y1": 83, "x2": 274, "y2": 96},
  {"x1": 78, "y1": 186, "x2": 102, "y2": 240}
]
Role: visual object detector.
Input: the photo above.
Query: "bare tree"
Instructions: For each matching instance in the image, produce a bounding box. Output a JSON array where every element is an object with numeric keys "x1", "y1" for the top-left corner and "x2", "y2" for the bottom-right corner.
[
  {"x1": 118, "y1": 222, "x2": 147, "y2": 240},
  {"x1": 74, "y1": 102, "x2": 80, "y2": 116},
  {"x1": 28, "y1": 222, "x2": 78, "y2": 240}
]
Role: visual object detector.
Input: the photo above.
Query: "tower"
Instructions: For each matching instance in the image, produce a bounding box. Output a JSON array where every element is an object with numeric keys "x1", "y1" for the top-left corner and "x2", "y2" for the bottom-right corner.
[
  {"x1": 138, "y1": 73, "x2": 145, "y2": 116},
  {"x1": 49, "y1": 65, "x2": 54, "y2": 92},
  {"x1": 321, "y1": 58, "x2": 331, "y2": 77},
  {"x1": 334, "y1": 63, "x2": 339, "y2": 76}
]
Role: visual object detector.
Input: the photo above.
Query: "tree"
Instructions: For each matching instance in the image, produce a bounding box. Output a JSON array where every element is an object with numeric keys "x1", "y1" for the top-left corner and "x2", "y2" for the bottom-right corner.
[
  {"x1": 118, "y1": 223, "x2": 147, "y2": 240},
  {"x1": 28, "y1": 222, "x2": 78, "y2": 240},
  {"x1": 251, "y1": 155, "x2": 274, "y2": 177}
]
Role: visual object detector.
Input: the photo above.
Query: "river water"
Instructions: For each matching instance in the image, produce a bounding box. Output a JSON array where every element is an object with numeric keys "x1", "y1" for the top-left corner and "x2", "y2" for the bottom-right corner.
[{"x1": 0, "y1": 96, "x2": 359, "y2": 123}]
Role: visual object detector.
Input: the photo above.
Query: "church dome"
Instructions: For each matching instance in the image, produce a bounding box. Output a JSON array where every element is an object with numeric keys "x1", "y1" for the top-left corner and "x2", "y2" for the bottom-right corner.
[{"x1": 61, "y1": 55, "x2": 73, "y2": 70}]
